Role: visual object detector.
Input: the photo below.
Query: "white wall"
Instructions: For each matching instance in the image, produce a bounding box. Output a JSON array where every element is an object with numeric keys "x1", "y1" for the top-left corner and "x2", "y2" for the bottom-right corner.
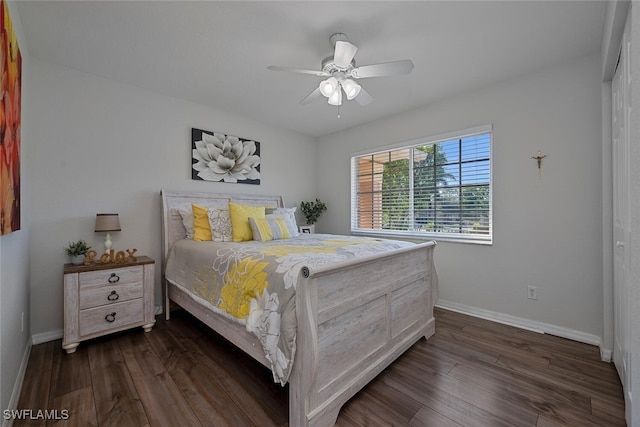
[
  {"x1": 26, "y1": 58, "x2": 317, "y2": 337},
  {"x1": 1, "y1": 0, "x2": 31, "y2": 414},
  {"x1": 316, "y1": 53, "x2": 604, "y2": 341}
]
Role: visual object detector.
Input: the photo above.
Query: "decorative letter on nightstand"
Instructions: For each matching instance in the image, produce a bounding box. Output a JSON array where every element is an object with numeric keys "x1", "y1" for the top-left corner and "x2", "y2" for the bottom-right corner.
[{"x1": 62, "y1": 256, "x2": 155, "y2": 354}]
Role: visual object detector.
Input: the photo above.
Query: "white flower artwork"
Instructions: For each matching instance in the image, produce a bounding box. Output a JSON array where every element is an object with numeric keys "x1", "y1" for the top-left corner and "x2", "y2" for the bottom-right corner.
[{"x1": 192, "y1": 128, "x2": 261, "y2": 184}]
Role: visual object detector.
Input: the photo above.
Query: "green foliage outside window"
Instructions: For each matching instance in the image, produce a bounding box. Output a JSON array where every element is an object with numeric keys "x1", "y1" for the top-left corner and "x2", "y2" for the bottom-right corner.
[{"x1": 355, "y1": 131, "x2": 491, "y2": 240}]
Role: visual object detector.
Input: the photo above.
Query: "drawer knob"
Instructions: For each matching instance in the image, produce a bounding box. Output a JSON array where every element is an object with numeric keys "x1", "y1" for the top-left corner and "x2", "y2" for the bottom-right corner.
[
  {"x1": 107, "y1": 290, "x2": 119, "y2": 301},
  {"x1": 105, "y1": 312, "x2": 117, "y2": 323},
  {"x1": 108, "y1": 273, "x2": 120, "y2": 283}
]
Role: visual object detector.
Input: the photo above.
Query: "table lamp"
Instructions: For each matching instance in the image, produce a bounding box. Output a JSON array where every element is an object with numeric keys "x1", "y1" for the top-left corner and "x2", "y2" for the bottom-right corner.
[{"x1": 95, "y1": 213, "x2": 121, "y2": 253}]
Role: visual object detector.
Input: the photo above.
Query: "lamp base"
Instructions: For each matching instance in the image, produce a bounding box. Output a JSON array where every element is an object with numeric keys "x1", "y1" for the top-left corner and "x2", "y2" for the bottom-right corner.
[{"x1": 104, "y1": 232, "x2": 113, "y2": 254}]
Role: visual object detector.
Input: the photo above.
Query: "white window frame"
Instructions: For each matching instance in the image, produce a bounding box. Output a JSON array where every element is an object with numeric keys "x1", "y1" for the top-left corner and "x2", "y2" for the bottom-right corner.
[{"x1": 350, "y1": 125, "x2": 493, "y2": 245}]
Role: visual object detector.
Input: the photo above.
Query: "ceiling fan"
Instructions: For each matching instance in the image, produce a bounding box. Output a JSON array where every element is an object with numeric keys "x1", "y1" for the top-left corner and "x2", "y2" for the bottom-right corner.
[{"x1": 267, "y1": 33, "x2": 414, "y2": 107}]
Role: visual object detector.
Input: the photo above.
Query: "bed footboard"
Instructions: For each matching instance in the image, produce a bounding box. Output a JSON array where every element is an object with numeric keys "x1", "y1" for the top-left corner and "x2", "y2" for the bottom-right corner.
[{"x1": 289, "y1": 241, "x2": 437, "y2": 427}]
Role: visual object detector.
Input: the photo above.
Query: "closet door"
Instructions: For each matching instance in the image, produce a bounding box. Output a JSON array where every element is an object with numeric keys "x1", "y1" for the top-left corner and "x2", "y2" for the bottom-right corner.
[{"x1": 612, "y1": 11, "x2": 631, "y2": 408}]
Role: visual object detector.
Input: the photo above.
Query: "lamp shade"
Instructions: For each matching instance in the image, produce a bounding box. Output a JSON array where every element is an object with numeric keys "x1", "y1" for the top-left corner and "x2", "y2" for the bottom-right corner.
[{"x1": 94, "y1": 213, "x2": 121, "y2": 232}]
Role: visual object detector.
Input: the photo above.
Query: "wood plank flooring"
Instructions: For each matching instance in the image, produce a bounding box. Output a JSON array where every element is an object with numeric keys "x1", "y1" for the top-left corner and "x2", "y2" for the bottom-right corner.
[{"x1": 14, "y1": 308, "x2": 625, "y2": 426}]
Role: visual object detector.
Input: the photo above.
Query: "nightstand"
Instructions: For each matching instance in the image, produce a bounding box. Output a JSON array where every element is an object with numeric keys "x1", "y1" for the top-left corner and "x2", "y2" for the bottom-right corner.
[{"x1": 62, "y1": 256, "x2": 155, "y2": 354}]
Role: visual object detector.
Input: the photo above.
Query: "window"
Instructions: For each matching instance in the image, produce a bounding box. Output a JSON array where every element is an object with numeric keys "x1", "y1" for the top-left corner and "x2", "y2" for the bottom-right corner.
[{"x1": 351, "y1": 125, "x2": 492, "y2": 244}]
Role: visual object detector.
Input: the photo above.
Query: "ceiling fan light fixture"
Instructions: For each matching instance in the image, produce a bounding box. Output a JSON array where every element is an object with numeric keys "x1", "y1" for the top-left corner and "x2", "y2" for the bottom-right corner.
[
  {"x1": 319, "y1": 77, "x2": 338, "y2": 97},
  {"x1": 268, "y1": 32, "x2": 414, "y2": 109},
  {"x1": 342, "y1": 79, "x2": 361, "y2": 100},
  {"x1": 328, "y1": 87, "x2": 342, "y2": 106}
]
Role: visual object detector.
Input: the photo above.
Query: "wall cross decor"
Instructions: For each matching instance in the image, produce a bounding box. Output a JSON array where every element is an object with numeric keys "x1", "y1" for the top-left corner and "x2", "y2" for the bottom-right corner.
[{"x1": 532, "y1": 150, "x2": 547, "y2": 177}]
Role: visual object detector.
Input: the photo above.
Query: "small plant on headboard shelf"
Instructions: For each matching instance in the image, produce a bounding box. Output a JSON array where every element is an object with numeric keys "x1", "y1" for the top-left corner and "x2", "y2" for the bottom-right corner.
[{"x1": 300, "y1": 198, "x2": 327, "y2": 225}]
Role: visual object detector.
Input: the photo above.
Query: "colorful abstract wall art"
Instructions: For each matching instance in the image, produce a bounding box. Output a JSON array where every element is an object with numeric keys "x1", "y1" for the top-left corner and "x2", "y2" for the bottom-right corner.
[{"x1": 0, "y1": 0, "x2": 21, "y2": 235}]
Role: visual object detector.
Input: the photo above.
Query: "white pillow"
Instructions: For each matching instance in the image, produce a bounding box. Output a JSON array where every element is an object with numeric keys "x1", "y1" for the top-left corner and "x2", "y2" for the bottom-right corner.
[{"x1": 178, "y1": 208, "x2": 195, "y2": 239}]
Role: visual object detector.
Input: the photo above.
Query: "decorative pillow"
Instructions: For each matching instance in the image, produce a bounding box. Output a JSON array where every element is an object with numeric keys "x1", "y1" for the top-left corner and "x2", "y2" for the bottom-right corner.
[
  {"x1": 249, "y1": 216, "x2": 295, "y2": 242},
  {"x1": 191, "y1": 204, "x2": 213, "y2": 241},
  {"x1": 266, "y1": 207, "x2": 299, "y2": 235},
  {"x1": 207, "y1": 207, "x2": 232, "y2": 242},
  {"x1": 266, "y1": 214, "x2": 299, "y2": 237},
  {"x1": 228, "y1": 203, "x2": 266, "y2": 242},
  {"x1": 178, "y1": 208, "x2": 195, "y2": 239}
]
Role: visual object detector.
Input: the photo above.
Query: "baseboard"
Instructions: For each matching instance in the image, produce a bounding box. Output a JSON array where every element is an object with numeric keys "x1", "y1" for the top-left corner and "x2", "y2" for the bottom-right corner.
[
  {"x1": 600, "y1": 347, "x2": 612, "y2": 363},
  {"x1": 435, "y1": 299, "x2": 602, "y2": 347},
  {"x1": 2, "y1": 340, "x2": 32, "y2": 427},
  {"x1": 31, "y1": 329, "x2": 62, "y2": 345},
  {"x1": 30, "y1": 302, "x2": 609, "y2": 356}
]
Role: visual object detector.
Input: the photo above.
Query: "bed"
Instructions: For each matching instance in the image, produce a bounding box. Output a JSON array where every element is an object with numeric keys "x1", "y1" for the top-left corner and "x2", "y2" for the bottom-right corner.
[{"x1": 160, "y1": 190, "x2": 438, "y2": 426}]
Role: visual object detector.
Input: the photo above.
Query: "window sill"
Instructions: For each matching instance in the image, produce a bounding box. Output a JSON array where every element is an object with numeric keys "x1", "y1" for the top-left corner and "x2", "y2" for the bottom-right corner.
[{"x1": 351, "y1": 229, "x2": 493, "y2": 246}]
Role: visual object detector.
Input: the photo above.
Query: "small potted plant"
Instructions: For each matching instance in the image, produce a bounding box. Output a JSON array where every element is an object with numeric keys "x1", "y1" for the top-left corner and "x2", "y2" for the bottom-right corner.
[
  {"x1": 299, "y1": 198, "x2": 327, "y2": 233},
  {"x1": 65, "y1": 240, "x2": 91, "y2": 265}
]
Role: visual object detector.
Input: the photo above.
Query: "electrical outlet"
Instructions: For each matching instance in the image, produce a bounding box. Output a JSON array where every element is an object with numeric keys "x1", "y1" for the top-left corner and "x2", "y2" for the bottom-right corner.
[{"x1": 527, "y1": 286, "x2": 538, "y2": 300}]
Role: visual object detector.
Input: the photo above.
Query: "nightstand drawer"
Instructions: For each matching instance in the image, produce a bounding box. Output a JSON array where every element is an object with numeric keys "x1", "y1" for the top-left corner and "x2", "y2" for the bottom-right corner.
[
  {"x1": 79, "y1": 266, "x2": 143, "y2": 287},
  {"x1": 79, "y1": 281, "x2": 143, "y2": 310},
  {"x1": 79, "y1": 299, "x2": 144, "y2": 336}
]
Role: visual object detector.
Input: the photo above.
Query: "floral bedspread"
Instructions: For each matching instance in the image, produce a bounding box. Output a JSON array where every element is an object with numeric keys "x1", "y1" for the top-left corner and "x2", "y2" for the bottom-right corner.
[{"x1": 164, "y1": 234, "x2": 414, "y2": 384}]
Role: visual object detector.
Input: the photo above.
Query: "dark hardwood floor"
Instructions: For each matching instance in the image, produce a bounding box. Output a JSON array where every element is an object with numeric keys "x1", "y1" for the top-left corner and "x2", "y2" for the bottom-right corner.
[{"x1": 14, "y1": 308, "x2": 625, "y2": 426}]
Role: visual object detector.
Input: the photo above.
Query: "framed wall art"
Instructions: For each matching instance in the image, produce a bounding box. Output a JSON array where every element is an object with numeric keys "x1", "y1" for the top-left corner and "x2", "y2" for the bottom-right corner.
[
  {"x1": 0, "y1": 0, "x2": 22, "y2": 235},
  {"x1": 191, "y1": 128, "x2": 261, "y2": 185},
  {"x1": 299, "y1": 225, "x2": 314, "y2": 234}
]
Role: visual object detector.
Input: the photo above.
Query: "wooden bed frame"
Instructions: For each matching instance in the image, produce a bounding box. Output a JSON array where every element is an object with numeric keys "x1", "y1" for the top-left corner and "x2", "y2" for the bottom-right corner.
[{"x1": 160, "y1": 190, "x2": 437, "y2": 426}]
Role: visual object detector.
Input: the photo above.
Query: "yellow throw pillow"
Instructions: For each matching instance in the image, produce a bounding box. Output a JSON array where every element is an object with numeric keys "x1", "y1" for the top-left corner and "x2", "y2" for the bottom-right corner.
[
  {"x1": 191, "y1": 204, "x2": 212, "y2": 241},
  {"x1": 228, "y1": 203, "x2": 265, "y2": 242}
]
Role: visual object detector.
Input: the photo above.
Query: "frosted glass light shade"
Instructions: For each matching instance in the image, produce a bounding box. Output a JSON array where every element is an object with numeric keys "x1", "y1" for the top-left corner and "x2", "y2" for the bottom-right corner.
[
  {"x1": 319, "y1": 77, "x2": 338, "y2": 97},
  {"x1": 328, "y1": 87, "x2": 342, "y2": 106},
  {"x1": 341, "y1": 79, "x2": 361, "y2": 100}
]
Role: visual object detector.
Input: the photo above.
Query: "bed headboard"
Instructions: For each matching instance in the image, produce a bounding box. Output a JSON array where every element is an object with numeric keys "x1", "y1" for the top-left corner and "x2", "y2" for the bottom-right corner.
[{"x1": 160, "y1": 190, "x2": 285, "y2": 267}]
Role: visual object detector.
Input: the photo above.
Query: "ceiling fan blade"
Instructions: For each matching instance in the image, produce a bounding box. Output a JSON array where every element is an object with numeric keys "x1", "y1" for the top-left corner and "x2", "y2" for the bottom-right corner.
[
  {"x1": 355, "y1": 87, "x2": 373, "y2": 105},
  {"x1": 351, "y1": 60, "x2": 414, "y2": 78},
  {"x1": 267, "y1": 65, "x2": 329, "y2": 77},
  {"x1": 300, "y1": 87, "x2": 322, "y2": 105},
  {"x1": 333, "y1": 41, "x2": 358, "y2": 68}
]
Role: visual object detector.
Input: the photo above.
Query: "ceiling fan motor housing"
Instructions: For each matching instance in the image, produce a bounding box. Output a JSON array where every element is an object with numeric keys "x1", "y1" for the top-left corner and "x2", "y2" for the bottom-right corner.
[{"x1": 321, "y1": 56, "x2": 355, "y2": 75}]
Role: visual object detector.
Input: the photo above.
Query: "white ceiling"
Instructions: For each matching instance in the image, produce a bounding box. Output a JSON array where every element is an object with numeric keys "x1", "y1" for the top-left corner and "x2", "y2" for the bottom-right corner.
[{"x1": 17, "y1": 1, "x2": 606, "y2": 138}]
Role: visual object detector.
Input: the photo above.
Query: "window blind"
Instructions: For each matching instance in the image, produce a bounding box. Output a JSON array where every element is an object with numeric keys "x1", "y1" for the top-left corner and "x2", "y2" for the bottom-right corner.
[{"x1": 351, "y1": 126, "x2": 492, "y2": 244}]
